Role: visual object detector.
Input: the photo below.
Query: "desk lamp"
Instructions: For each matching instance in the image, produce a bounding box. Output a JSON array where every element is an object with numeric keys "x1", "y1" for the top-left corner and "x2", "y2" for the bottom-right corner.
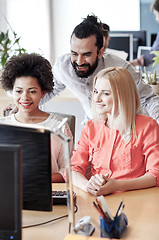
[
  {"x1": 52, "y1": 118, "x2": 95, "y2": 236},
  {"x1": 51, "y1": 118, "x2": 75, "y2": 233}
]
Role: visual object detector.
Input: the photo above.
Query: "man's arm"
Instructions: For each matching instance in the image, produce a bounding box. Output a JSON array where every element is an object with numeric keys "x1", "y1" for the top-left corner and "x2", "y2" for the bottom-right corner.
[
  {"x1": 104, "y1": 54, "x2": 159, "y2": 124},
  {"x1": 2, "y1": 79, "x2": 66, "y2": 116},
  {"x1": 39, "y1": 78, "x2": 66, "y2": 105},
  {"x1": 40, "y1": 55, "x2": 68, "y2": 105}
]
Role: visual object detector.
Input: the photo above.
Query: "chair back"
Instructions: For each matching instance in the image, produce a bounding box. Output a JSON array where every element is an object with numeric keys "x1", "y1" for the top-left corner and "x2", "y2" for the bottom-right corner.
[{"x1": 53, "y1": 112, "x2": 76, "y2": 142}]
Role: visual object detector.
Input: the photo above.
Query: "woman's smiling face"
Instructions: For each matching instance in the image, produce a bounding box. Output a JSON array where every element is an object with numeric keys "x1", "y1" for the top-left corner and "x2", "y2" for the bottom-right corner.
[
  {"x1": 93, "y1": 77, "x2": 114, "y2": 119},
  {"x1": 13, "y1": 76, "x2": 45, "y2": 115}
]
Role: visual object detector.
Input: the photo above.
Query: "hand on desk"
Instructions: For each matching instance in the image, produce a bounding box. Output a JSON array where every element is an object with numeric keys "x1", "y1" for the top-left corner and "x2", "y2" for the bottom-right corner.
[
  {"x1": 86, "y1": 174, "x2": 118, "y2": 196},
  {"x1": 86, "y1": 173, "x2": 157, "y2": 196}
]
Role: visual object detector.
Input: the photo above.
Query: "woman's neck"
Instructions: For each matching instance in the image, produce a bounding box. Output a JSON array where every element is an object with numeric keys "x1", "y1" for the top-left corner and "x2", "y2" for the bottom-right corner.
[
  {"x1": 14, "y1": 110, "x2": 49, "y2": 124},
  {"x1": 105, "y1": 114, "x2": 111, "y2": 128}
]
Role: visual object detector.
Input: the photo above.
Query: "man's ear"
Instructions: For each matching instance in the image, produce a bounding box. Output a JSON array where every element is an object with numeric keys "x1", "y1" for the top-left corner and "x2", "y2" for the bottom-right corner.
[
  {"x1": 41, "y1": 92, "x2": 46, "y2": 98},
  {"x1": 98, "y1": 47, "x2": 105, "y2": 59}
]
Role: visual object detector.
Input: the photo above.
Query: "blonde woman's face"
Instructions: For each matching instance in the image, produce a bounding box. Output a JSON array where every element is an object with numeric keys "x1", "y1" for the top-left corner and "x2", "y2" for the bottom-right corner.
[{"x1": 93, "y1": 77, "x2": 113, "y2": 119}]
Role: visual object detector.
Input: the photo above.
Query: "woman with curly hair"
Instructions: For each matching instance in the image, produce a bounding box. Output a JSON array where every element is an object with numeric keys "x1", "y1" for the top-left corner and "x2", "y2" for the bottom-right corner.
[{"x1": 0, "y1": 53, "x2": 73, "y2": 183}]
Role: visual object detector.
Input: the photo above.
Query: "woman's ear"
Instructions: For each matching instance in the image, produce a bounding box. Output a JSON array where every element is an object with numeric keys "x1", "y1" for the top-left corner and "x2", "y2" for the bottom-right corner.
[{"x1": 41, "y1": 91, "x2": 46, "y2": 98}]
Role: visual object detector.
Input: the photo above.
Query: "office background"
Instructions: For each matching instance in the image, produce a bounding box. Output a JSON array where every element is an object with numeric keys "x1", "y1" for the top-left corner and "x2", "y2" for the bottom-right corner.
[
  {"x1": 1, "y1": 0, "x2": 157, "y2": 64},
  {"x1": 0, "y1": 0, "x2": 158, "y2": 146}
]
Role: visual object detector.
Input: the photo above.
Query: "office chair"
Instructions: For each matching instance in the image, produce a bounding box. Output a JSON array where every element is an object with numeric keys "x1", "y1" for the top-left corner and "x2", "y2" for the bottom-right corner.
[{"x1": 52, "y1": 112, "x2": 76, "y2": 142}]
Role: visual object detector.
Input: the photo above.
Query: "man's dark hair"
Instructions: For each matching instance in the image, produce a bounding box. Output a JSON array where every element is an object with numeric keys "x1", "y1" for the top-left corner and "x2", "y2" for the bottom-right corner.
[
  {"x1": 101, "y1": 23, "x2": 110, "y2": 38},
  {"x1": 151, "y1": 0, "x2": 159, "y2": 12},
  {"x1": 0, "y1": 53, "x2": 54, "y2": 93},
  {"x1": 71, "y1": 14, "x2": 103, "y2": 51}
]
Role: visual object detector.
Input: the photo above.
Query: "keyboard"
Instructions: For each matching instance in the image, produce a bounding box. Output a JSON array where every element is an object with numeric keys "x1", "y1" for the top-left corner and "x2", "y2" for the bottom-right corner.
[{"x1": 52, "y1": 190, "x2": 76, "y2": 205}]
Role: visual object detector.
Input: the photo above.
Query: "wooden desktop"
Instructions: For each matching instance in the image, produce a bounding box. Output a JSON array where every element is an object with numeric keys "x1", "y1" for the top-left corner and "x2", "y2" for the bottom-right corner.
[{"x1": 22, "y1": 184, "x2": 159, "y2": 240}]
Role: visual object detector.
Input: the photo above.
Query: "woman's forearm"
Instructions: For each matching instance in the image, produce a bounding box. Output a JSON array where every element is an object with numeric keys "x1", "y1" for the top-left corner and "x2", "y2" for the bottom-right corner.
[
  {"x1": 96, "y1": 173, "x2": 157, "y2": 196},
  {"x1": 72, "y1": 171, "x2": 88, "y2": 192},
  {"x1": 117, "y1": 174, "x2": 157, "y2": 192}
]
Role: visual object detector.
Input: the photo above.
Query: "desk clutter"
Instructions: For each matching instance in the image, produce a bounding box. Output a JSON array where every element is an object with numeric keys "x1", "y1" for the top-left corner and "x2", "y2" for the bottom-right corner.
[
  {"x1": 142, "y1": 68, "x2": 159, "y2": 95},
  {"x1": 93, "y1": 196, "x2": 128, "y2": 239}
]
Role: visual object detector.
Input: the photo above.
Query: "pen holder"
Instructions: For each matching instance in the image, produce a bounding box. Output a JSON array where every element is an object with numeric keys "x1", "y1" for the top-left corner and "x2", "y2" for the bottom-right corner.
[{"x1": 100, "y1": 213, "x2": 128, "y2": 239}]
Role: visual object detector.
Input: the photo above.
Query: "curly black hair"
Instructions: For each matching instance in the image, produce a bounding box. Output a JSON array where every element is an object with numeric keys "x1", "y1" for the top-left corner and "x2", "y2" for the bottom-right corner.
[{"x1": 0, "y1": 53, "x2": 54, "y2": 93}]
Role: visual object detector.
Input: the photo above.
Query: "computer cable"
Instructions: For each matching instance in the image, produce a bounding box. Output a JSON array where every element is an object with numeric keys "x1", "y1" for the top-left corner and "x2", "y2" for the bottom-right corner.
[{"x1": 23, "y1": 204, "x2": 78, "y2": 229}]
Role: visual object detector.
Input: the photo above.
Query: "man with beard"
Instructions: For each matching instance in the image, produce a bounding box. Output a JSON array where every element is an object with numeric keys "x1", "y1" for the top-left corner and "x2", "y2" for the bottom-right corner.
[{"x1": 3, "y1": 15, "x2": 159, "y2": 124}]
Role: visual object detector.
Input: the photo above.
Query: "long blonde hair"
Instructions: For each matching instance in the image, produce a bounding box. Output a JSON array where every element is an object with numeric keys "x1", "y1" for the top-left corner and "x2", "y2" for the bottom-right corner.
[{"x1": 93, "y1": 67, "x2": 141, "y2": 142}]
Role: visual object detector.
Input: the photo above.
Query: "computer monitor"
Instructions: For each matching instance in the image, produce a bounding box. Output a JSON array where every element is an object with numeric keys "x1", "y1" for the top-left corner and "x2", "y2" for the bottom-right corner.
[
  {"x1": 110, "y1": 30, "x2": 147, "y2": 59},
  {"x1": 137, "y1": 46, "x2": 151, "y2": 59},
  {"x1": 151, "y1": 33, "x2": 157, "y2": 46},
  {"x1": 109, "y1": 33, "x2": 133, "y2": 61},
  {"x1": 0, "y1": 144, "x2": 22, "y2": 240},
  {"x1": 0, "y1": 123, "x2": 52, "y2": 212}
]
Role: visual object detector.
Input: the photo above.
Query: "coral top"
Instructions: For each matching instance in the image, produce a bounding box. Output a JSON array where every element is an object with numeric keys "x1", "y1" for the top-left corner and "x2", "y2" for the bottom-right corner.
[{"x1": 71, "y1": 115, "x2": 159, "y2": 185}]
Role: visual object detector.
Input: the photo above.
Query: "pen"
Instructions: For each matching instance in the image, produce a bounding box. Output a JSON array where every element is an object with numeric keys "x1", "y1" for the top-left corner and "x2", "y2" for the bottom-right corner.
[
  {"x1": 117, "y1": 203, "x2": 125, "y2": 217},
  {"x1": 95, "y1": 199, "x2": 110, "y2": 220},
  {"x1": 115, "y1": 200, "x2": 124, "y2": 218},
  {"x1": 96, "y1": 197, "x2": 114, "y2": 220},
  {"x1": 92, "y1": 201, "x2": 105, "y2": 219}
]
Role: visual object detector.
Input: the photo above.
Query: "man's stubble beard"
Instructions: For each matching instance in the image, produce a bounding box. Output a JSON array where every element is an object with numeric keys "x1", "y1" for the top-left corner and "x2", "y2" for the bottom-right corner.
[{"x1": 71, "y1": 56, "x2": 99, "y2": 78}]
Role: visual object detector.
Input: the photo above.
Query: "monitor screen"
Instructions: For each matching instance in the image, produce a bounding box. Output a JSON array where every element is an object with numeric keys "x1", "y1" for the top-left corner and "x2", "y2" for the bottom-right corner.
[
  {"x1": 109, "y1": 33, "x2": 133, "y2": 61},
  {"x1": 137, "y1": 46, "x2": 151, "y2": 59},
  {"x1": 110, "y1": 30, "x2": 147, "y2": 59},
  {"x1": 0, "y1": 123, "x2": 52, "y2": 212},
  {"x1": 0, "y1": 144, "x2": 22, "y2": 240}
]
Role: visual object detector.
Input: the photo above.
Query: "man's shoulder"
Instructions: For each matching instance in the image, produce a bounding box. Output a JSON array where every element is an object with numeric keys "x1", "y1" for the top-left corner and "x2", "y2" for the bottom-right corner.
[
  {"x1": 53, "y1": 53, "x2": 73, "y2": 76},
  {"x1": 102, "y1": 53, "x2": 128, "y2": 67},
  {"x1": 55, "y1": 53, "x2": 71, "y2": 65}
]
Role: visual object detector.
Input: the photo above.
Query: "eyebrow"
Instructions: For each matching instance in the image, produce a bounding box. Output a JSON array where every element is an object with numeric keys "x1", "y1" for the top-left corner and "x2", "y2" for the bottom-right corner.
[
  {"x1": 15, "y1": 87, "x2": 38, "y2": 90},
  {"x1": 94, "y1": 88, "x2": 111, "y2": 92},
  {"x1": 71, "y1": 50, "x2": 92, "y2": 55},
  {"x1": 102, "y1": 89, "x2": 111, "y2": 92}
]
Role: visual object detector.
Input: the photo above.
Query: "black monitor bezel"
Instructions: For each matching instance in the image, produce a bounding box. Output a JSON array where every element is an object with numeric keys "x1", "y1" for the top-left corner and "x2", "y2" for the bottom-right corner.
[
  {"x1": 0, "y1": 144, "x2": 22, "y2": 240},
  {"x1": 108, "y1": 33, "x2": 133, "y2": 61},
  {"x1": 0, "y1": 123, "x2": 52, "y2": 212}
]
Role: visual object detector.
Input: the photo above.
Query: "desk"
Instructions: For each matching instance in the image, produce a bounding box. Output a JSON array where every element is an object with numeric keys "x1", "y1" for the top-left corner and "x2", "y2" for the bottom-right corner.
[{"x1": 22, "y1": 184, "x2": 159, "y2": 240}]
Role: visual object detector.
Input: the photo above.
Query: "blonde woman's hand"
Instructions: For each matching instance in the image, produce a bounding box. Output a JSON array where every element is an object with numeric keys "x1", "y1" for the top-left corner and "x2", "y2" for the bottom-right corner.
[
  {"x1": 96, "y1": 176, "x2": 119, "y2": 196},
  {"x1": 86, "y1": 174, "x2": 107, "y2": 196}
]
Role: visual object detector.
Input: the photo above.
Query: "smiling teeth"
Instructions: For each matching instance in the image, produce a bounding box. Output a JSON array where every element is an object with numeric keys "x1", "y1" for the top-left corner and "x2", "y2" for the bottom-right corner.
[
  {"x1": 21, "y1": 103, "x2": 31, "y2": 106},
  {"x1": 78, "y1": 66, "x2": 87, "y2": 69}
]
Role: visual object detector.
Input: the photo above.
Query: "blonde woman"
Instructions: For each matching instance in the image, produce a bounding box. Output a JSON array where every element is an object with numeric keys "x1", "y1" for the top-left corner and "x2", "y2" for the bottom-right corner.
[{"x1": 71, "y1": 67, "x2": 159, "y2": 196}]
